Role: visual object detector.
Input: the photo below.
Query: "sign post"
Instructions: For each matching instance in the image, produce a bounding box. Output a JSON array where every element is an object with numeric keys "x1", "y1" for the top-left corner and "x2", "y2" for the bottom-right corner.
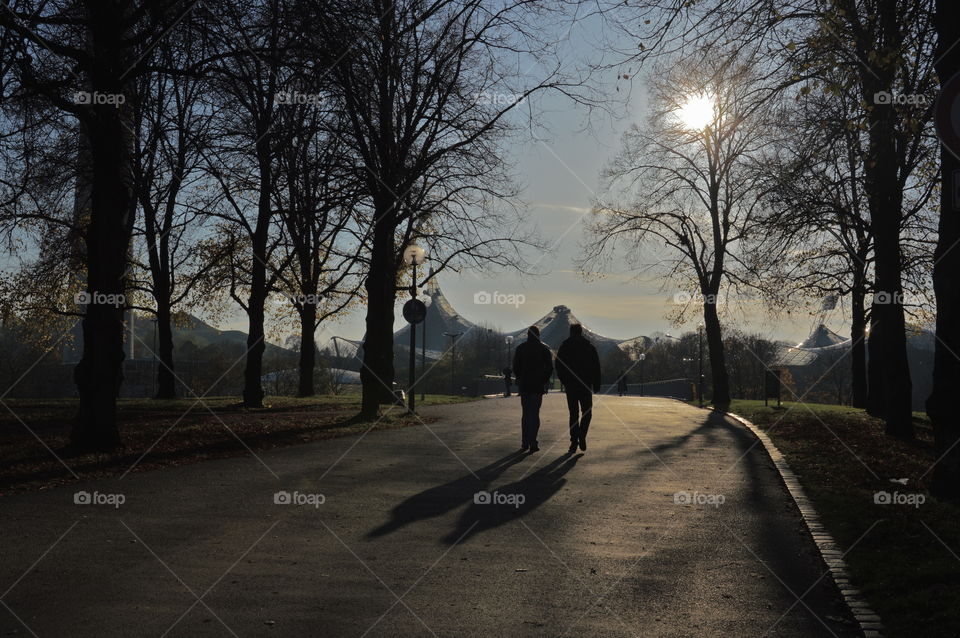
[{"x1": 402, "y1": 245, "x2": 427, "y2": 413}]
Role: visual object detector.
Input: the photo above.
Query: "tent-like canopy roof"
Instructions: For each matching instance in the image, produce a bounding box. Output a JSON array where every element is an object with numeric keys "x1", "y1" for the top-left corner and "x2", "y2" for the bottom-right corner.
[{"x1": 378, "y1": 281, "x2": 646, "y2": 357}]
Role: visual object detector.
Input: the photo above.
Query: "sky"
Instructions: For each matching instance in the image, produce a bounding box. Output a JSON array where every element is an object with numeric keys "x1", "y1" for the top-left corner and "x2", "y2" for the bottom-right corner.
[
  {"x1": 0, "y1": 5, "x2": 828, "y2": 349},
  {"x1": 293, "y1": 8, "x2": 824, "y2": 350}
]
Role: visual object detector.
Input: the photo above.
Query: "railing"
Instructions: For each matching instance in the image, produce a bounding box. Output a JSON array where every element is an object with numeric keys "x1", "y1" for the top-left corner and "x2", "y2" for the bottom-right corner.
[
  {"x1": 601, "y1": 378, "x2": 694, "y2": 401},
  {"x1": 477, "y1": 376, "x2": 695, "y2": 400}
]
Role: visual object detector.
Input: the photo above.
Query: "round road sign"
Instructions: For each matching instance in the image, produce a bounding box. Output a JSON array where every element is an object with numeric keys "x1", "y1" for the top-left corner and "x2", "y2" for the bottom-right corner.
[{"x1": 403, "y1": 298, "x2": 427, "y2": 324}]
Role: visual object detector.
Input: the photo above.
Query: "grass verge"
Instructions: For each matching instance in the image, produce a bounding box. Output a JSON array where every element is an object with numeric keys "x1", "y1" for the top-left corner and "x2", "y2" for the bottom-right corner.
[
  {"x1": 0, "y1": 394, "x2": 477, "y2": 494},
  {"x1": 721, "y1": 399, "x2": 958, "y2": 638}
]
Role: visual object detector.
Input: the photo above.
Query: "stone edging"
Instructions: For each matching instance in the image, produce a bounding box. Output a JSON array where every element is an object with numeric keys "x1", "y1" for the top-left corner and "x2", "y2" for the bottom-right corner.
[{"x1": 723, "y1": 410, "x2": 885, "y2": 638}]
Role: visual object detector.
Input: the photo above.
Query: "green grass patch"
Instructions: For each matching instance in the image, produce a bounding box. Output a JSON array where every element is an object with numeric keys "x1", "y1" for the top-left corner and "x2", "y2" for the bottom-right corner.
[
  {"x1": 719, "y1": 399, "x2": 957, "y2": 638},
  {"x1": 0, "y1": 393, "x2": 477, "y2": 494}
]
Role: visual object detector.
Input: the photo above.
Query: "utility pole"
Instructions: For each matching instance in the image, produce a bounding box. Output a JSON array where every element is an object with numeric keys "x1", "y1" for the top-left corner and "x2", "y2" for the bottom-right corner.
[
  {"x1": 698, "y1": 324, "x2": 704, "y2": 406},
  {"x1": 421, "y1": 313, "x2": 426, "y2": 402}
]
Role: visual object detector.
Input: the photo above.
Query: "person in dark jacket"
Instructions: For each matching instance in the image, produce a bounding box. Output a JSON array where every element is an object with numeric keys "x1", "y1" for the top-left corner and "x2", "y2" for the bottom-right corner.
[
  {"x1": 555, "y1": 323, "x2": 601, "y2": 454},
  {"x1": 512, "y1": 325, "x2": 553, "y2": 452}
]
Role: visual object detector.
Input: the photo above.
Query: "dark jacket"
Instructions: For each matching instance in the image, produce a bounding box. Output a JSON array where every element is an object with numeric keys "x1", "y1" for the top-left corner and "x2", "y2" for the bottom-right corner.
[
  {"x1": 512, "y1": 336, "x2": 553, "y2": 394},
  {"x1": 555, "y1": 334, "x2": 601, "y2": 393}
]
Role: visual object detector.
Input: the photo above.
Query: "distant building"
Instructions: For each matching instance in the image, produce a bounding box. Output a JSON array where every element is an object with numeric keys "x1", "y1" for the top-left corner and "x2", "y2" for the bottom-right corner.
[{"x1": 372, "y1": 280, "x2": 648, "y2": 359}]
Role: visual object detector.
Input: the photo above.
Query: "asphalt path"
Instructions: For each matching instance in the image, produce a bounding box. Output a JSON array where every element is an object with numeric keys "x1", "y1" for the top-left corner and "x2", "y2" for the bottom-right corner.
[{"x1": 0, "y1": 395, "x2": 857, "y2": 637}]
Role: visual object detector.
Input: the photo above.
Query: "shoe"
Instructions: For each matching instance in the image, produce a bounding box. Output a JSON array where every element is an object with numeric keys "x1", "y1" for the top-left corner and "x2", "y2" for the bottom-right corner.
[
  {"x1": 529, "y1": 444, "x2": 540, "y2": 453},
  {"x1": 568, "y1": 441, "x2": 578, "y2": 455},
  {"x1": 521, "y1": 443, "x2": 529, "y2": 451},
  {"x1": 578, "y1": 439, "x2": 587, "y2": 451}
]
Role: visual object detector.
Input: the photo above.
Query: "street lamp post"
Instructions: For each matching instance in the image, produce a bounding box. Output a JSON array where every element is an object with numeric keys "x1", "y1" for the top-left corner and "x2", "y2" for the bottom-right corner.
[
  {"x1": 403, "y1": 245, "x2": 427, "y2": 413},
  {"x1": 504, "y1": 335, "x2": 515, "y2": 397},
  {"x1": 152, "y1": 318, "x2": 158, "y2": 398},
  {"x1": 697, "y1": 323, "x2": 704, "y2": 406},
  {"x1": 444, "y1": 331, "x2": 462, "y2": 395},
  {"x1": 639, "y1": 353, "x2": 646, "y2": 396}
]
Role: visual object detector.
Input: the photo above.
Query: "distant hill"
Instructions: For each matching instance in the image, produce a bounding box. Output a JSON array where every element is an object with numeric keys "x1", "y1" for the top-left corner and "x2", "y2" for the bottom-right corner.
[
  {"x1": 60, "y1": 312, "x2": 299, "y2": 362},
  {"x1": 134, "y1": 313, "x2": 298, "y2": 359}
]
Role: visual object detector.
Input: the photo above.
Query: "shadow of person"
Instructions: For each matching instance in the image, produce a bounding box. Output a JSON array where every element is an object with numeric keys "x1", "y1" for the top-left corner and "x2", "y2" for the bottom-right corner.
[
  {"x1": 368, "y1": 450, "x2": 529, "y2": 538},
  {"x1": 442, "y1": 453, "x2": 582, "y2": 545}
]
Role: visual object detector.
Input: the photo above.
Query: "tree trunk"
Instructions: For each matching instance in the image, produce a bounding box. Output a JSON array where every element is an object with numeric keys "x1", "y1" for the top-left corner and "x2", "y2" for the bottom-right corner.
[
  {"x1": 155, "y1": 302, "x2": 176, "y2": 399},
  {"x1": 242, "y1": 152, "x2": 272, "y2": 407},
  {"x1": 929, "y1": 0, "x2": 960, "y2": 501},
  {"x1": 297, "y1": 303, "x2": 317, "y2": 397},
  {"x1": 862, "y1": 0, "x2": 913, "y2": 438},
  {"x1": 70, "y1": 1, "x2": 136, "y2": 451},
  {"x1": 243, "y1": 288, "x2": 267, "y2": 406},
  {"x1": 850, "y1": 283, "x2": 868, "y2": 408},
  {"x1": 703, "y1": 301, "x2": 730, "y2": 408},
  {"x1": 867, "y1": 258, "x2": 913, "y2": 435},
  {"x1": 359, "y1": 197, "x2": 398, "y2": 418}
]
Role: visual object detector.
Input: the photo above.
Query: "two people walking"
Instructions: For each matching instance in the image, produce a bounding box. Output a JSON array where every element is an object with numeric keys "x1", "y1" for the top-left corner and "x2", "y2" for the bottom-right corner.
[{"x1": 512, "y1": 323, "x2": 601, "y2": 455}]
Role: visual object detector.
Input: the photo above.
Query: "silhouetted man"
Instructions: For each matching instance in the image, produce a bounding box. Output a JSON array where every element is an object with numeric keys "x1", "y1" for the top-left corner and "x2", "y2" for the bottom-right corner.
[
  {"x1": 555, "y1": 324, "x2": 601, "y2": 454},
  {"x1": 512, "y1": 325, "x2": 553, "y2": 452},
  {"x1": 502, "y1": 366, "x2": 512, "y2": 397}
]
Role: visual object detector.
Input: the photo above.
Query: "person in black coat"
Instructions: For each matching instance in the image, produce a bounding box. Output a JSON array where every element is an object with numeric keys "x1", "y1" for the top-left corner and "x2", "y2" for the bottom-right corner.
[
  {"x1": 555, "y1": 323, "x2": 601, "y2": 454},
  {"x1": 512, "y1": 325, "x2": 553, "y2": 452}
]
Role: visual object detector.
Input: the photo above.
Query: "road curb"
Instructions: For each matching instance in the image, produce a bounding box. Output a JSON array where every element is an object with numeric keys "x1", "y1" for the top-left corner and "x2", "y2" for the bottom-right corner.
[{"x1": 723, "y1": 410, "x2": 885, "y2": 638}]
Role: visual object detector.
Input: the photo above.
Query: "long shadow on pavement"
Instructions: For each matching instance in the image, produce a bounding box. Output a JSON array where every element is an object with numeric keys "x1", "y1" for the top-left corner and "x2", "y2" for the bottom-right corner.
[
  {"x1": 368, "y1": 449, "x2": 529, "y2": 538},
  {"x1": 441, "y1": 452, "x2": 582, "y2": 544}
]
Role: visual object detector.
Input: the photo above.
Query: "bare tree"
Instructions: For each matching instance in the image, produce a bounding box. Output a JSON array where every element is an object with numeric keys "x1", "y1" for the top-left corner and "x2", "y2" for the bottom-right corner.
[
  {"x1": 584, "y1": 47, "x2": 780, "y2": 408},
  {"x1": 0, "y1": 0, "x2": 195, "y2": 449},
  {"x1": 596, "y1": 0, "x2": 937, "y2": 436},
  {"x1": 129, "y1": 30, "x2": 217, "y2": 399},
  {"x1": 308, "y1": 0, "x2": 585, "y2": 418},
  {"x1": 200, "y1": 0, "x2": 298, "y2": 407},
  {"x1": 757, "y1": 70, "x2": 874, "y2": 408},
  {"x1": 271, "y1": 104, "x2": 367, "y2": 396}
]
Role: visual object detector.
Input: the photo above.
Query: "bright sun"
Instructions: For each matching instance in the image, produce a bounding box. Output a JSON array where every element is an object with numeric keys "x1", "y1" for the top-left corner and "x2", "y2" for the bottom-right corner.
[{"x1": 677, "y1": 94, "x2": 715, "y2": 130}]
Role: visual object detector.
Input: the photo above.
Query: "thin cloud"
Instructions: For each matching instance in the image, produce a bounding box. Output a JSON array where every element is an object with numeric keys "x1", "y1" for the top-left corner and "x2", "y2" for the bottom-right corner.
[{"x1": 530, "y1": 202, "x2": 592, "y2": 214}]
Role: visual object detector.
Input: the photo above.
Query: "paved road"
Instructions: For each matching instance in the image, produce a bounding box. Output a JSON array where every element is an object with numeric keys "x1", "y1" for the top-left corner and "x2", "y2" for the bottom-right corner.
[{"x1": 0, "y1": 395, "x2": 856, "y2": 637}]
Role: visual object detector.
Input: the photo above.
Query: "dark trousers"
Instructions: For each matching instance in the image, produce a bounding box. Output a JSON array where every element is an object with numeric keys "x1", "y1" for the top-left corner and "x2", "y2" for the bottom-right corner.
[
  {"x1": 566, "y1": 390, "x2": 593, "y2": 442},
  {"x1": 520, "y1": 393, "x2": 543, "y2": 445}
]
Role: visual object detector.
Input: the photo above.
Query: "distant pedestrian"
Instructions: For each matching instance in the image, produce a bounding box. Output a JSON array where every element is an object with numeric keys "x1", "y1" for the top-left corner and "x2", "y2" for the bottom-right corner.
[
  {"x1": 555, "y1": 324, "x2": 601, "y2": 454},
  {"x1": 512, "y1": 326, "x2": 553, "y2": 453},
  {"x1": 617, "y1": 371, "x2": 628, "y2": 396},
  {"x1": 502, "y1": 366, "x2": 513, "y2": 397}
]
